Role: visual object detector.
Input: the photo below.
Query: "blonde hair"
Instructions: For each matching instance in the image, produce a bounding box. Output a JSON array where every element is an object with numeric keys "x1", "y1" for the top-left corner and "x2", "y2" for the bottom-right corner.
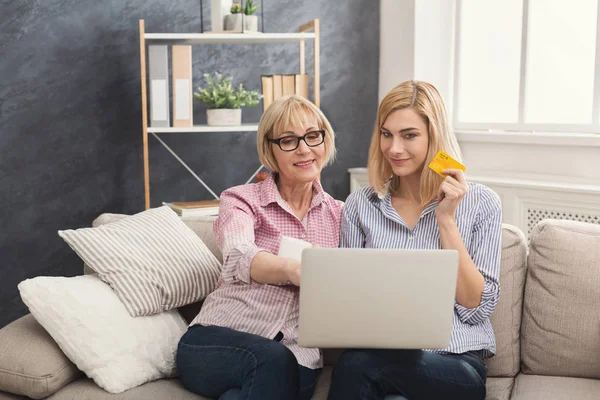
[
  {"x1": 368, "y1": 80, "x2": 462, "y2": 205},
  {"x1": 257, "y1": 95, "x2": 336, "y2": 173}
]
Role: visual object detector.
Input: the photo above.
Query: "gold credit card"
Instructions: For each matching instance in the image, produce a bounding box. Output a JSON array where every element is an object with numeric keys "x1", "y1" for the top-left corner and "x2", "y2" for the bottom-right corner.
[{"x1": 428, "y1": 150, "x2": 466, "y2": 178}]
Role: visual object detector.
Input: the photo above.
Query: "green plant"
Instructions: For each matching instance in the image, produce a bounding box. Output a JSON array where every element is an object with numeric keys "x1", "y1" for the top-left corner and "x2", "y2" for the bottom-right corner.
[
  {"x1": 230, "y1": 2, "x2": 242, "y2": 14},
  {"x1": 230, "y1": 0, "x2": 259, "y2": 15},
  {"x1": 194, "y1": 73, "x2": 262, "y2": 109},
  {"x1": 244, "y1": 0, "x2": 259, "y2": 15}
]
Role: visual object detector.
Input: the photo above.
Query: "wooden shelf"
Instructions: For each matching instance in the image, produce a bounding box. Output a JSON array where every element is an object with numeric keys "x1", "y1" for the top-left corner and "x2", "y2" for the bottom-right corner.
[
  {"x1": 139, "y1": 18, "x2": 320, "y2": 208},
  {"x1": 144, "y1": 32, "x2": 316, "y2": 45},
  {"x1": 148, "y1": 124, "x2": 259, "y2": 133}
]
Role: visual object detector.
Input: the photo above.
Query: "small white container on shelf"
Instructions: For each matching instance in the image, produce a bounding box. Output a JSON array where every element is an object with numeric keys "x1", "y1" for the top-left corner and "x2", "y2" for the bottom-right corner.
[
  {"x1": 207, "y1": 108, "x2": 242, "y2": 126},
  {"x1": 224, "y1": 14, "x2": 258, "y2": 32},
  {"x1": 210, "y1": 0, "x2": 233, "y2": 32}
]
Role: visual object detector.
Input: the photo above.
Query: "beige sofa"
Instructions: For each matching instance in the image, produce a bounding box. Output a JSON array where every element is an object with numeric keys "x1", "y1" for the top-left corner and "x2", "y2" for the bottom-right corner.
[{"x1": 1, "y1": 215, "x2": 599, "y2": 400}]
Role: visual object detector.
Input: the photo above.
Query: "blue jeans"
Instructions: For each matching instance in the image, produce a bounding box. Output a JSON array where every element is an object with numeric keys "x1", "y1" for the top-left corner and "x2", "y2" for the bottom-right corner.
[
  {"x1": 327, "y1": 349, "x2": 487, "y2": 400},
  {"x1": 176, "y1": 325, "x2": 319, "y2": 400}
]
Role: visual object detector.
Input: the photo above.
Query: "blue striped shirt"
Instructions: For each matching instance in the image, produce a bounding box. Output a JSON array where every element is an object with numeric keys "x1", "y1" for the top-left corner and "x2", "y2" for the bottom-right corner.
[{"x1": 341, "y1": 182, "x2": 502, "y2": 357}]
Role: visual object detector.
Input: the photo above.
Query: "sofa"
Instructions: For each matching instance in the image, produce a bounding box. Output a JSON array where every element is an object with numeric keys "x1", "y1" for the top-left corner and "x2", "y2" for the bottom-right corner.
[{"x1": 1, "y1": 214, "x2": 599, "y2": 400}]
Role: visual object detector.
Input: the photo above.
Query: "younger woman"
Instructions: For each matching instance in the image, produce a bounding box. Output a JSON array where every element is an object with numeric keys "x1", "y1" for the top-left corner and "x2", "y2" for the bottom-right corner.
[{"x1": 328, "y1": 81, "x2": 502, "y2": 400}]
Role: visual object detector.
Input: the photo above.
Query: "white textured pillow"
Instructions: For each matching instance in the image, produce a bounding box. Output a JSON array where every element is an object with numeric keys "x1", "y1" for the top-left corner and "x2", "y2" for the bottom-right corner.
[
  {"x1": 58, "y1": 206, "x2": 221, "y2": 317},
  {"x1": 18, "y1": 275, "x2": 188, "y2": 394}
]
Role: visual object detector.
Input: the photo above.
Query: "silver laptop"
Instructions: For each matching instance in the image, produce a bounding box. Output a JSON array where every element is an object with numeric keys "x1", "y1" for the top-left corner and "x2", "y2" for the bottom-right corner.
[{"x1": 298, "y1": 248, "x2": 459, "y2": 349}]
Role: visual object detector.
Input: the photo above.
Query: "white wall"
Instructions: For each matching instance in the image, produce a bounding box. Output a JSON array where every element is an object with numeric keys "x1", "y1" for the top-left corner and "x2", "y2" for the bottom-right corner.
[
  {"x1": 379, "y1": 0, "x2": 455, "y2": 110},
  {"x1": 413, "y1": 0, "x2": 455, "y2": 114},
  {"x1": 376, "y1": 0, "x2": 600, "y2": 236},
  {"x1": 379, "y1": 0, "x2": 415, "y2": 102}
]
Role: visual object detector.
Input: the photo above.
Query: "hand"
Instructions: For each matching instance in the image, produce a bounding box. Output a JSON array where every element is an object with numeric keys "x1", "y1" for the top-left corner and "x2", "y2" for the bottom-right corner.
[
  {"x1": 435, "y1": 169, "x2": 468, "y2": 222},
  {"x1": 284, "y1": 259, "x2": 301, "y2": 286},
  {"x1": 283, "y1": 244, "x2": 320, "y2": 286}
]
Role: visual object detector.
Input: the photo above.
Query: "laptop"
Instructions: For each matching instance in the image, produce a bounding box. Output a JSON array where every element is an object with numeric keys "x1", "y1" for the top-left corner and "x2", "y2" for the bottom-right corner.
[{"x1": 298, "y1": 248, "x2": 459, "y2": 349}]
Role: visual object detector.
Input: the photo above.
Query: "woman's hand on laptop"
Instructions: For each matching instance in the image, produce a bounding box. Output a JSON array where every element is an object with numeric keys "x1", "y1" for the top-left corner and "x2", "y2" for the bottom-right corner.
[
  {"x1": 283, "y1": 244, "x2": 320, "y2": 286},
  {"x1": 284, "y1": 259, "x2": 302, "y2": 286}
]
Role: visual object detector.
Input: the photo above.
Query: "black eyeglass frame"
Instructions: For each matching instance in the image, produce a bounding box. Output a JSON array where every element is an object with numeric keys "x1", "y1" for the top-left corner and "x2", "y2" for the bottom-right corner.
[{"x1": 267, "y1": 130, "x2": 326, "y2": 152}]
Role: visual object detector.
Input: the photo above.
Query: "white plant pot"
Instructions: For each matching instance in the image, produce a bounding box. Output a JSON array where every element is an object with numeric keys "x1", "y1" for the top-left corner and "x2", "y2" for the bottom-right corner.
[
  {"x1": 244, "y1": 15, "x2": 258, "y2": 32},
  {"x1": 224, "y1": 14, "x2": 258, "y2": 32},
  {"x1": 224, "y1": 14, "x2": 243, "y2": 32},
  {"x1": 207, "y1": 108, "x2": 241, "y2": 126}
]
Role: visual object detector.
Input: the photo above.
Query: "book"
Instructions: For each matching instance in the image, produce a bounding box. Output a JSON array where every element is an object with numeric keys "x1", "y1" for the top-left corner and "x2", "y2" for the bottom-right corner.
[
  {"x1": 295, "y1": 74, "x2": 309, "y2": 99},
  {"x1": 148, "y1": 45, "x2": 170, "y2": 127},
  {"x1": 174, "y1": 207, "x2": 219, "y2": 217},
  {"x1": 273, "y1": 74, "x2": 283, "y2": 101},
  {"x1": 282, "y1": 74, "x2": 295, "y2": 96},
  {"x1": 172, "y1": 45, "x2": 193, "y2": 128},
  {"x1": 261, "y1": 75, "x2": 274, "y2": 112},
  {"x1": 172, "y1": 200, "x2": 220, "y2": 209},
  {"x1": 163, "y1": 201, "x2": 220, "y2": 217}
]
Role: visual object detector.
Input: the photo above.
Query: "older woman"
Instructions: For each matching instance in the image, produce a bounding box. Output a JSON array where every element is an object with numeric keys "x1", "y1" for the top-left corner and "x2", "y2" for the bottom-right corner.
[{"x1": 176, "y1": 95, "x2": 343, "y2": 400}]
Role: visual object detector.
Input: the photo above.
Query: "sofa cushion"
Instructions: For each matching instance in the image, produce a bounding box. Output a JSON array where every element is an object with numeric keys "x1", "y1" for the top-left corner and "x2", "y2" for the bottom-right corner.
[
  {"x1": 521, "y1": 219, "x2": 600, "y2": 379},
  {"x1": 485, "y1": 377, "x2": 514, "y2": 400},
  {"x1": 0, "y1": 391, "x2": 29, "y2": 399},
  {"x1": 59, "y1": 206, "x2": 221, "y2": 317},
  {"x1": 178, "y1": 216, "x2": 222, "y2": 263},
  {"x1": 511, "y1": 374, "x2": 600, "y2": 400},
  {"x1": 486, "y1": 224, "x2": 528, "y2": 377},
  {"x1": 46, "y1": 371, "x2": 332, "y2": 400},
  {"x1": 311, "y1": 366, "x2": 332, "y2": 400},
  {"x1": 45, "y1": 378, "x2": 208, "y2": 400},
  {"x1": 18, "y1": 275, "x2": 188, "y2": 394},
  {"x1": 0, "y1": 315, "x2": 81, "y2": 399}
]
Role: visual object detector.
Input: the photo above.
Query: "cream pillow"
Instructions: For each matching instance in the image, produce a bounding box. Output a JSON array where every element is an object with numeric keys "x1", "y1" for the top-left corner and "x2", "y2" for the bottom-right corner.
[
  {"x1": 58, "y1": 206, "x2": 221, "y2": 317},
  {"x1": 0, "y1": 314, "x2": 81, "y2": 399},
  {"x1": 18, "y1": 275, "x2": 188, "y2": 394}
]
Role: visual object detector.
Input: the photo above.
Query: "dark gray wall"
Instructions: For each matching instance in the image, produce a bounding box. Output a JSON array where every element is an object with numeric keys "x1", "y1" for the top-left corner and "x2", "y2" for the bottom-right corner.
[{"x1": 0, "y1": 0, "x2": 379, "y2": 328}]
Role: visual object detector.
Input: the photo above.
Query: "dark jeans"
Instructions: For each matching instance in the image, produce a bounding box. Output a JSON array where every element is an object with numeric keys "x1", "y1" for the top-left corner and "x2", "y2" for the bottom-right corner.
[
  {"x1": 176, "y1": 325, "x2": 319, "y2": 400},
  {"x1": 327, "y1": 349, "x2": 488, "y2": 400}
]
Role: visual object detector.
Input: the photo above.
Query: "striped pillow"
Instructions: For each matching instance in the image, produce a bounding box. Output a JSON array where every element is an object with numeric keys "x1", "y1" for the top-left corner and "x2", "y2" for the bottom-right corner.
[{"x1": 58, "y1": 206, "x2": 221, "y2": 317}]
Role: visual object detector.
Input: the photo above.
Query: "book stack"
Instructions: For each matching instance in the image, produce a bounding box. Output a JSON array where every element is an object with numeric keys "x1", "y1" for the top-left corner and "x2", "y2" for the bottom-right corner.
[
  {"x1": 261, "y1": 74, "x2": 309, "y2": 112},
  {"x1": 148, "y1": 44, "x2": 193, "y2": 128},
  {"x1": 163, "y1": 199, "x2": 220, "y2": 217}
]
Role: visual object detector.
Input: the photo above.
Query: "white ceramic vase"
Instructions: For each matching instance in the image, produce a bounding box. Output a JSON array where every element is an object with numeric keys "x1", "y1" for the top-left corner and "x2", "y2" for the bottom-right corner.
[
  {"x1": 224, "y1": 14, "x2": 243, "y2": 32},
  {"x1": 244, "y1": 15, "x2": 258, "y2": 32},
  {"x1": 207, "y1": 109, "x2": 242, "y2": 126},
  {"x1": 224, "y1": 14, "x2": 258, "y2": 32}
]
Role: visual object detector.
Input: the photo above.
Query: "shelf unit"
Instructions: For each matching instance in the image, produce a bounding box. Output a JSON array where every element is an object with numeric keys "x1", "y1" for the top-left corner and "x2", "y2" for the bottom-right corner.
[
  {"x1": 147, "y1": 124, "x2": 260, "y2": 133},
  {"x1": 138, "y1": 19, "x2": 320, "y2": 209}
]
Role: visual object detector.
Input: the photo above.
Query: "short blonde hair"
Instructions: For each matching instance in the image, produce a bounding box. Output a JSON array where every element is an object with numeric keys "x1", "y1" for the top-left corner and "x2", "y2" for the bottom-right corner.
[
  {"x1": 257, "y1": 95, "x2": 336, "y2": 173},
  {"x1": 368, "y1": 80, "x2": 462, "y2": 205}
]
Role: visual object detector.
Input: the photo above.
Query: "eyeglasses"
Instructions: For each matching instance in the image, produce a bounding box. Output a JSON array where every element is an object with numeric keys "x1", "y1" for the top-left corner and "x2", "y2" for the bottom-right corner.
[{"x1": 267, "y1": 130, "x2": 326, "y2": 152}]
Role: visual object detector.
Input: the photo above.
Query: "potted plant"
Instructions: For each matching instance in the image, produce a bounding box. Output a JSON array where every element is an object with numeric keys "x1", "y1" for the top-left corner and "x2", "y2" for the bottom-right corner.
[
  {"x1": 224, "y1": 0, "x2": 259, "y2": 32},
  {"x1": 194, "y1": 73, "x2": 261, "y2": 126}
]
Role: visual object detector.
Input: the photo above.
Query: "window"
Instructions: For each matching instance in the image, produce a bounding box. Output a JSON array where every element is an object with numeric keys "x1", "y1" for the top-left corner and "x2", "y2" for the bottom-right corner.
[{"x1": 454, "y1": 0, "x2": 600, "y2": 133}]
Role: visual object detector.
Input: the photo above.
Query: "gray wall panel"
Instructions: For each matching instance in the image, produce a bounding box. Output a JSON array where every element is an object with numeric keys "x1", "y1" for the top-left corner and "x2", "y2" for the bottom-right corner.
[{"x1": 0, "y1": 0, "x2": 379, "y2": 327}]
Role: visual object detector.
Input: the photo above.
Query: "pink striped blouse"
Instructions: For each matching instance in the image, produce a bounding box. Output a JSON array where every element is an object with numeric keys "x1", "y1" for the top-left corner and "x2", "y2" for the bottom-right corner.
[{"x1": 191, "y1": 174, "x2": 343, "y2": 369}]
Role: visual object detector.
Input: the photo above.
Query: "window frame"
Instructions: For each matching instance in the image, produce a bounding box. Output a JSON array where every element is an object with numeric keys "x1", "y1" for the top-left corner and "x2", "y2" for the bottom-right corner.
[{"x1": 452, "y1": 0, "x2": 600, "y2": 134}]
